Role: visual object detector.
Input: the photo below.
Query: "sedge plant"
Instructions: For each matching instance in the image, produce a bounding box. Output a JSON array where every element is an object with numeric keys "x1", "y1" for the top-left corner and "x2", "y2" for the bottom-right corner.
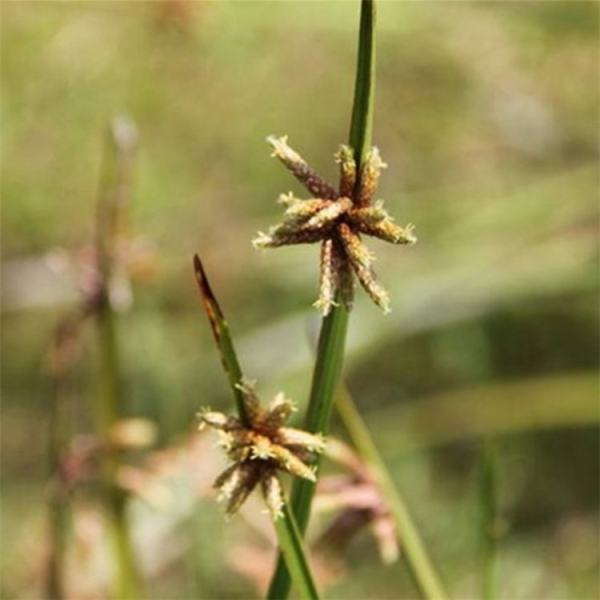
[
  {"x1": 260, "y1": 2, "x2": 445, "y2": 599},
  {"x1": 44, "y1": 116, "x2": 143, "y2": 599},
  {"x1": 193, "y1": 1, "x2": 447, "y2": 599},
  {"x1": 45, "y1": 314, "x2": 85, "y2": 599},
  {"x1": 93, "y1": 116, "x2": 141, "y2": 599},
  {"x1": 193, "y1": 256, "x2": 321, "y2": 599}
]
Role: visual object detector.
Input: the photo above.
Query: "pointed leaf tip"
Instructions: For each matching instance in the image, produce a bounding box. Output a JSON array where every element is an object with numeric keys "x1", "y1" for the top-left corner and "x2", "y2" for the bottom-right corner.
[
  {"x1": 192, "y1": 254, "x2": 249, "y2": 425},
  {"x1": 193, "y1": 254, "x2": 224, "y2": 325}
]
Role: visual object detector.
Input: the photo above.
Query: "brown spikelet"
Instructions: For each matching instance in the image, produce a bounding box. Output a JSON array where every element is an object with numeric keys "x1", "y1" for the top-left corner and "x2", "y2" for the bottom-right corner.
[
  {"x1": 253, "y1": 228, "x2": 329, "y2": 248},
  {"x1": 259, "y1": 392, "x2": 296, "y2": 430},
  {"x1": 270, "y1": 444, "x2": 316, "y2": 481},
  {"x1": 337, "y1": 249, "x2": 355, "y2": 311},
  {"x1": 314, "y1": 239, "x2": 339, "y2": 316},
  {"x1": 267, "y1": 136, "x2": 338, "y2": 200},
  {"x1": 339, "y1": 224, "x2": 390, "y2": 313},
  {"x1": 357, "y1": 147, "x2": 386, "y2": 207},
  {"x1": 353, "y1": 219, "x2": 417, "y2": 245},
  {"x1": 262, "y1": 472, "x2": 285, "y2": 520},
  {"x1": 278, "y1": 428, "x2": 325, "y2": 452},
  {"x1": 236, "y1": 379, "x2": 265, "y2": 425},
  {"x1": 347, "y1": 202, "x2": 389, "y2": 226},
  {"x1": 303, "y1": 198, "x2": 352, "y2": 231},
  {"x1": 337, "y1": 223, "x2": 374, "y2": 268},
  {"x1": 336, "y1": 144, "x2": 356, "y2": 199},
  {"x1": 285, "y1": 198, "x2": 333, "y2": 220},
  {"x1": 352, "y1": 262, "x2": 390, "y2": 314},
  {"x1": 223, "y1": 462, "x2": 262, "y2": 516}
]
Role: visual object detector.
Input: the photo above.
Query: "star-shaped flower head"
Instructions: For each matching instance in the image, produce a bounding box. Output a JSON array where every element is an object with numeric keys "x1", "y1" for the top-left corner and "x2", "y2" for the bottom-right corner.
[
  {"x1": 253, "y1": 136, "x2": 416, "y2": 315},
  {"x1": 198, "y1": 379, "x2": 325, "y2": 520}
]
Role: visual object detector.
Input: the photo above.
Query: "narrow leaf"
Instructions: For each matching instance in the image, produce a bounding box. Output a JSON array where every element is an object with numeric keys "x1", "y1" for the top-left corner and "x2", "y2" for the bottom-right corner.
[
  {"x1": 192, "y1": 254, "x2": 321, "y2": 599},
  {"x1": 193, "y1": 254, "x2": 249, "y2": 425}
]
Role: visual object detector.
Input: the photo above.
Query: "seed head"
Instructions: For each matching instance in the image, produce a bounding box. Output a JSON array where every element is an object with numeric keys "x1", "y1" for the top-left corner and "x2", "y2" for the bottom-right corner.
[
  {"x1": 254, "y1": 136, "x2": 416, "y2": 315},
  {"x1": 199, "y1": 380, "x2": 325, "y2": 520}
]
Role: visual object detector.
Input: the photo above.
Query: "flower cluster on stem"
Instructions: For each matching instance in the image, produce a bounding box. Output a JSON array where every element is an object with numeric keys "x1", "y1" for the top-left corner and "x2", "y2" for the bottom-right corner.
[
  {"x1": 199, "y1": 379, "x2": 325, "y2": 520},
  {"x1": 253, "y1": 135, "x2": 416, "y2": 315}
]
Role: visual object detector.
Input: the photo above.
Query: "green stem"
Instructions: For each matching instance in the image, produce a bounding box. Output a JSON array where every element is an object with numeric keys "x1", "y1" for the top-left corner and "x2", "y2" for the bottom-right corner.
[
  {"x1": 480, "y1": 438, "x2": 499, "y2": 600},
  {"x1": 335, "y1": 386, "x2": 448, "y2": 600},
  {"x1": 267, "y1": 2, "x2": 375, "y2": 598},
  {"x1": 47, "y1": 491, "x2": 68, "y2": 600},
  {"x1": 96, "y1": 305, "x2": 140, "y2": 600},
  {"x1": 95, "y1": 117, "x2": 140, "y2": 600},
  {"x1": 267, "y1": 311, "x2": 348, "y2": 600},
  {"x1": 274, "y1": 504, "x2": 321, "y2": 600},
  {"x1": 193, "y1": 255, "x2": 320, "y2": 600},
  {"x1": 349, "y1": 0, "x2": 376, "y2": 164},
  {"x1": 46, "y1": 371, "x2": 70, "y2": 600}
]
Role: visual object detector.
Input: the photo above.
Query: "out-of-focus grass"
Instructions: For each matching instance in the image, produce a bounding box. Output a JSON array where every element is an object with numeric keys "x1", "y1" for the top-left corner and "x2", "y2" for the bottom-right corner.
[{"x1": 1, "y1": 1, "x2": 598, "y2": 599}]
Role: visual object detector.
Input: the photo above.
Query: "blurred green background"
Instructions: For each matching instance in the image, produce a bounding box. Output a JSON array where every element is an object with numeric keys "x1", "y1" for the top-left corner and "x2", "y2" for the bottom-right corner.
[{"x1": 1, "y1": 1, "x2": 598, "y2": 599}]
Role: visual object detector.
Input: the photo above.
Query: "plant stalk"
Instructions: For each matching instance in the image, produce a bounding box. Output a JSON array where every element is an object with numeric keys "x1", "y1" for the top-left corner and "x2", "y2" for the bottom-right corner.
[
  {"x1": 96, "y1": 304, "x2": 140, "y2": 600},
  {"x1": 335, "y1": 385, "x2": 448, "y2": 600},
  {"x1": 266, "y1": 2, "x2": 375, "y2": 598},
  {"x1": 46, "y1": 370, "x2": 71, "y2": 600},
  {"x1": 193, "y1": 255, "x2": 320, "y2": 600},
  {"x1": 94, "y1": 117, "x2": 140, "y2": 600},
  {"x1": 275, "y1": 505, "x2": 321, "y2": 600},
  {"x1": 480, "y1": 438, "x2": 499, "y2": 600}
]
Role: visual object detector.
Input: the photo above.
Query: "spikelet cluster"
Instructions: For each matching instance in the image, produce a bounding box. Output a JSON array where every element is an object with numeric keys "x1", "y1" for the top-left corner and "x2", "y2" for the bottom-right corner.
[
  {"x1": 253, "y1": 136, "x2": 416, "y2": 314},
  {"x1": 199, "y1": 379, "x2": 325, "y2": 520}
]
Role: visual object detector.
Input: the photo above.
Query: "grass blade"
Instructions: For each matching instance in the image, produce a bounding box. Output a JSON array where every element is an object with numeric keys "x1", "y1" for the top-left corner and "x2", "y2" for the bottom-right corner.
[
  {"x1": 275, "y1": 505, "x2": 321, "y2": 600},
  {"x1": 480, "y1": 438, "x2": 500, "y2": 600},
  {"x1": 45, "y1": 318, "x2": 81, "y2": 600},
  {"x1": 193, "y1": 254, "x2": 321, "y2": 599},
  {"x1": 335, "y1": 385, "x2": 448, "y2": 600},
  {"x1": 192, "y1": 255, "x2": 249, "y2": 425},
  {"x1": 94, "y1": 116, "x2": 140, "y2": 600}
]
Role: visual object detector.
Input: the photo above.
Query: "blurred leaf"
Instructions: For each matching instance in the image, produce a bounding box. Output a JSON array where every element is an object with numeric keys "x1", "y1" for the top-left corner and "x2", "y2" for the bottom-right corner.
[{"x1": 369, "y1": 371, "x2": 599, "y2": 457}]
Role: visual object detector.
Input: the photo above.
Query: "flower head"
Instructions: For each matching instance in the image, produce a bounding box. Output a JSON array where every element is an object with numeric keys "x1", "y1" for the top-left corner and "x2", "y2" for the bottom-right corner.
[
  {"x1": 198, "y1": 379, "x2": 325, "y2": 520},
  {"x1": 253, "y1": 136, "x2": 416, "y2": 314}
]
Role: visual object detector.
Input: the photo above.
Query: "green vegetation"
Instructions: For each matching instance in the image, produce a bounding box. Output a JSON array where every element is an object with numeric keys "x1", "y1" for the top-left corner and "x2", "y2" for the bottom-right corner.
[{"x1": 1, "y1": 2, "x2": 598, "y2": 599}]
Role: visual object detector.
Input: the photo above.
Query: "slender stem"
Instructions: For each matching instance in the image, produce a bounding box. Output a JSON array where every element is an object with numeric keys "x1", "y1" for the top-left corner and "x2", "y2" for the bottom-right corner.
[
  {"x1": 45, "y1": 312, "x2": 89, "y2": 599},
  {"x1": 47, "y1": 501, "x2": 68, "y2": 600},
  {"x1": 267, "y1": 2, "x2": 375, "y2": 598},
  {"x1": 193, "y1": 255, "x2": 321, "y2": 600},
  {"x1": 267, "y1": 309, "x2": 349, "y2": 599},
  {"x1": 46, "y1": 374, "x2": 70, "y2": 600},
  {"x1": 349, "y1": 0, "x2": 375, "y2": 164},
  {"x1": 274, "y1": 504, "x2": 321, "y2": 600},
  {"x1": 335, "y1": 386, "x2": 448, "y2": 600},
  {"x1": 94, "y1": 117, "x2": 140, "y2": 599},
  {"x1": 47, "y1": 490, "x2": 68, "y2": 600},
  {"x1": 96, "y1": 305, "x2": 140, "y2": 600},
  {"x1": 480, "y1": 438, "x2": 499, "y2": 600}
]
